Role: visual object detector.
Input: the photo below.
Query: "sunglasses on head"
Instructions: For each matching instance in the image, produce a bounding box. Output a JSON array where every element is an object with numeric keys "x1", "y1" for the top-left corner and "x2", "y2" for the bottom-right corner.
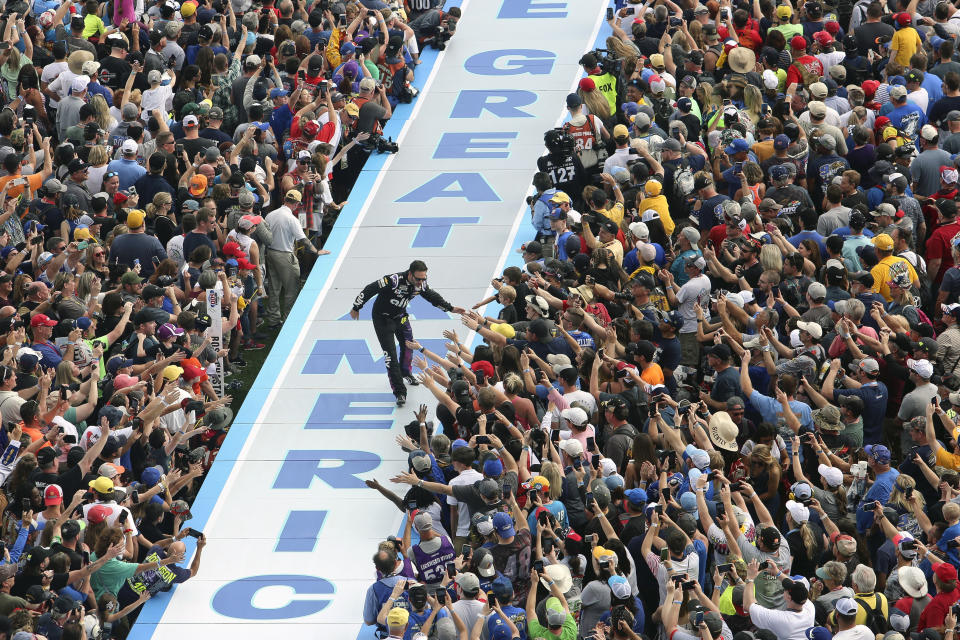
[{"x1": 105, "y1": 172, "x2": 119, "y2": 179}]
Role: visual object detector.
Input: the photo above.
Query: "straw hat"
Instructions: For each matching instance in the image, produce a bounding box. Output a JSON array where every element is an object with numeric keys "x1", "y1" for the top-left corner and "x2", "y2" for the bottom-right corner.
[
  {"x1": 727, "y1": 47, "x2": 756, "y2": 74},
  {"x1": 67, "y1": 50, "x2": 94, "y2": 75}
]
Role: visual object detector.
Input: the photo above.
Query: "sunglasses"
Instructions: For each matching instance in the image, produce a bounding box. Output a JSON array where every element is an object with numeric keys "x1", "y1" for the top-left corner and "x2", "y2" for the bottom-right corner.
[{"x1": 105, "y1": 172, "x2": 119, "y2": 179}]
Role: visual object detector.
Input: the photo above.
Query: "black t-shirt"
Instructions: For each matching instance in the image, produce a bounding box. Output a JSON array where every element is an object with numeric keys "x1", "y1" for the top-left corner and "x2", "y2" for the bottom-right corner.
[
  {"x1": 55, "y1": 464, "x2": 84, "y2": 501},
  {"x1": 100, "y1": 56, "x2": 133, "y2": 91},
  {"x1": 537, "y1": 153, "x2": 586, "y2": 207},
  {"x1": 181, "y1": 136, "x2": 215, "y2": 161},
  {"x1": 49, "y1": 542, "x2": 84, "y2": 571},
  {"x1": 855, "y1": 21, "x2": 895, "y2": 56},
  {"x1": 11, "y1": 571, "x2": 68, "y2": 598},
  {"x1": 28, "y1": 470, "x2": 57, "y2": 491}
]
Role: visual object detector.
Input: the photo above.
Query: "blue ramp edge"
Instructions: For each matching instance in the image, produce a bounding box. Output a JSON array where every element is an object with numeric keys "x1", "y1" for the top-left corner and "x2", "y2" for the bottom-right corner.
[{"x1": 126, "y1": 4, "x2": 459, "y2": 637}]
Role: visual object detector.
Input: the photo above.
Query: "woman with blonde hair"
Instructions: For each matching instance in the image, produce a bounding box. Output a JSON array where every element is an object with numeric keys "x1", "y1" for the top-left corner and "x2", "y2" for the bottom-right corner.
[
  {"x1": 748, "y1": 443, "x2": 781, "y2": 515},
  {"x1": 90, "y1": 94, "x2": 116, "y2": 132},
  {"x1": 86, "y1": 146, "x2": 111, "y2": 194},
  {"x1": 76, "y1": 269, "x2": 103, "y2": 306},
  {"x1": 539, "y1": 461, "x2": 564, "y2": 502},
  {"x1": 52, "y1": 272, "x2": 87, "y2": 319},
  {"x1": 146, "y1": 192, "x2": 178, "y2": 246},
  {"x1": 734, "y1": 162, "x2": 765, "y2": 204},
  {"x1": 759, "y1": 244, "x2": 783, "y2": 274},
  {"x1": 743, "y1": 85, "x2": 764, "y2": 126},
  {"x1": 83, "y1": 246, "x2": 109, "y2": 282},
  {"x1": 55, "y1": 360, "x2": 82, "y2": 393},
  {"x1": 578, "y1": 78, "x2": 614, "y2": 124}
]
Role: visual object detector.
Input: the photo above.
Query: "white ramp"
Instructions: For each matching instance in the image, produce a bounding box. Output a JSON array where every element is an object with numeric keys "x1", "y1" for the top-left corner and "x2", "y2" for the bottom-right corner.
[{"x1": 129, "y1": 1, "x2": 608, "y2": 637}]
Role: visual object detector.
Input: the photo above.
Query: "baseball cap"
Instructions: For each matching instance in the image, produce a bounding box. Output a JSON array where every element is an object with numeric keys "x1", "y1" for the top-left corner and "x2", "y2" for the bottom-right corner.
[
  {"x1": 865, "y1": 444, "x2": 892, "y2": 464},
  {"x1": 43, "y1": 484, "x2": 63, "y2": 506},
  {"x1": 492, "y1": 512, "x2": 515, "y2": 538}
]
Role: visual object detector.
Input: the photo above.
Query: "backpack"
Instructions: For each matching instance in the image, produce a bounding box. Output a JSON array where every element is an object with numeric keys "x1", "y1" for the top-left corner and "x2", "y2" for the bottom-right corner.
[
  {"x1": 791, "y1": 60, "x2": 821, "y2": 87},
  {"x1": 672, "y1": 157, "x2": 696, "y2": 203},
  {"x1": 854, "y1": 594, "x2": 889, "y2": 635},
  {"x1": 563, "y1": 114, "x2": 607, "y2": 170}
]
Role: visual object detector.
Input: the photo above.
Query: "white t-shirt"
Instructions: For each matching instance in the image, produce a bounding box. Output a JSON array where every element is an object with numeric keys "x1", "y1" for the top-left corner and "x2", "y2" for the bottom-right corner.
[
  {"x1": 41, "y1": 61, "x2": 69, "y2": 108},
  {"x1": 834, "y1": 626, "x2": 875, "y2": 640},
  {"x1": 82, "y1": 501, "x2": 139, "y2": 537},
  {"x1": 447, "y1": 468, "x2": 483, "y2": 537},
  {"x1": 747, "y1": 600, "x2": 815, "y2": 640},
  {"x1": 676, "y1": 274, "x2": 711, "y2": 333},
  {"x1": 140, "y1": 85, "x2": 174, "y2": 121}
]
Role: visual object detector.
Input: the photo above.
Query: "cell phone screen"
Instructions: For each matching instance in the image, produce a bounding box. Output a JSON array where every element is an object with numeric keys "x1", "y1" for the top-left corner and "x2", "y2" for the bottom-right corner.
[
  {"x1": 586, "y1": 437, "x2": 595, "y2": 452},
  {"x1": 591, "y1": 456, "x2": 601, "y2": 470},
  {"x1": 606, "y1": 7, "x2": 614, "y2": 20},
  {"x1": 551, "y1": 430, "x2": 560, "y2": 443},
  {"x1": 475, "y1": 436, "x2": 490, "y2": 445}
]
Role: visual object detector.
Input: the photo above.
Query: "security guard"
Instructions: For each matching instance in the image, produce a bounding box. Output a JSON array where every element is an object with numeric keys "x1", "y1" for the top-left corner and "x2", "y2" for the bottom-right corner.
[{"x1": 351, "y1": 260, "x2": 465, "y2": 406}]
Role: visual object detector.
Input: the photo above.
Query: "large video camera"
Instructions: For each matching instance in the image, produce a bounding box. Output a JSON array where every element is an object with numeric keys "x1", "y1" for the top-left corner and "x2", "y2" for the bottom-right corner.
[
  {"x1": 432, "y1": 16, "x2": 458, "y2": 50},
  {"x1": 588, "y1": 47, "x2": 622, "y2": 76},
  {"x1": 544, "y1": 128, "x2": 575, "y2": 155},
  {"x1": 360, "y1": 132, "x2": 399, "y2": 154}
]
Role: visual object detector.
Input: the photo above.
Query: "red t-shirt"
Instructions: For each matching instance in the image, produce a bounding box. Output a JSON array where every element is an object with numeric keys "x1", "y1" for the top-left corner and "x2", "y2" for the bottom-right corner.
[
  {"x1": 926, "y1": 220, "x2": 960, "y2": 282},
  {"x1": 918, "y1": 586, "x2": 960, "y2": 631},
  {"x1": 786, "y1": 56, "x2": 824, "y2": 86},
  {"x1": 709, "y1": 224, "x2": 729, "y2": 252}
]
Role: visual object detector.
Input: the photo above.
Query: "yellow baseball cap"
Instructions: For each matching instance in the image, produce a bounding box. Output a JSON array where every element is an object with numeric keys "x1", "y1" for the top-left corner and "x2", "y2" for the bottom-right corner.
[
  {"x1": 776, "y1": 5, "x2": 792, "y2": 19},
  {"x1": 872, "y1": 233, "x2": 894, "y2": 251},
  {"x1": 613, "y1": 124, "x2": 629, "y2": 139},
  {"x1": 549, "y1": 191, "x2": 571, "y2": 204},
  {"x1": 645, "y1": 180, "x2": 662, "y2": 196},
  {"x1": 387, "y1": 607, "x2": 409, "y2": 626},
  {"x1": 74, "y1": 227, "x2": 93, "y2": 241},
  {"x1": 489, "y1": 322, "x2": 515, "y2": 339},
  {"x1": 650, "y1": 53, "x2": 665, "y2": 69},
  {"x1": 162, "y1": 365, "x2": 184, "y2": 381},
  {"x1": 285, "y1": 190, "x2": 302, "y2": 203},
  {"x1": 126, "y1": 210, "x2": 145, "y2": 229},
  {"x1": 180, "y1": 1, "x2": 197, "y2": 16},
  {"x1": 89, "y1": 476, "x2": 115, "y2": 494},
  {"x1": 344, "y1": 102, "x2": 359, "y2": 117}
]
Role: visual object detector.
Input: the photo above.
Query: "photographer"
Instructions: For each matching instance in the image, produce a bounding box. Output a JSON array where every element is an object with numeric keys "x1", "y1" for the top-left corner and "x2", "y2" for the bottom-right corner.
[{"x1": 116, "y1": 528, "x2": 205, "y2": 609}]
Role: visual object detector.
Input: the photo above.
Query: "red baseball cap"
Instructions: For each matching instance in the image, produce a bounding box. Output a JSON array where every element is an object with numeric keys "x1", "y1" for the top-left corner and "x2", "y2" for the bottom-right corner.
[
  {"x1": 87, "y1": 504, "x2": 112, "y2": 525},
  {"x1": 30, "y1": 314, "x2": 57, "y2": 328},
  {"x1": 43, "y1": 484, "x2": 63, "y2": 506},
  {"x1": 895, "y1": 12, "x2": 912, "y2": 26},
  {"x1": 790, "y1": 36, "x2": 807, "y2": 50},
  {"x1": 471, "y1": 360, "x2": 495, "y2": 379},
  {"x1": 824, "y1": 20, "x2": 840, "y2": 34},
  {"x1": 813, "y1": 31, "x2": 833, "y2": 46},
  {"x1": 935, "y1": 562, "x2": 958, "y2": 582}
]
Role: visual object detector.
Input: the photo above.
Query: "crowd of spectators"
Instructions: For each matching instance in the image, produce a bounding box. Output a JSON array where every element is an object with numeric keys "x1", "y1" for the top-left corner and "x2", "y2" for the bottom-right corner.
[
  {"x1": 0, "y1": 0, "x2": 460, "y2": 637},
  {"x1": 358, "y1": 1, "x2": 960, "y2": 640}
]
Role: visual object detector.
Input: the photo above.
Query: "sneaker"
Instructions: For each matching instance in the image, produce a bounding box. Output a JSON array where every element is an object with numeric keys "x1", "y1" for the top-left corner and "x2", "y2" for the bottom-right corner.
[
  {"x1": 403, "y1": 375, "x2": 420, "y2": 386},
  {"x1": 395, "y1": 394, "x2": 406, "y2": 407},
  {"x1": 230, "y1": 357, "x2": 248, "y2": 368},
  {"x1": 244, "y1": 340, "x2": 265, "y2": 350}
]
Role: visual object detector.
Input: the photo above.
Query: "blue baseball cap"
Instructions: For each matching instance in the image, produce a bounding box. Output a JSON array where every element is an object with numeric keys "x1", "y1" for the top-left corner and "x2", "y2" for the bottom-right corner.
[
  {"x1": 491, "y1": 576, "x2": 514, "y2": 600},
  {"x1": 679, "y1": 491, "x2": 699, "y2": 519},
  {"x1": 141, "y1": 465, "x2": 163, "y2": 487},
  {"x1": 774, "y1": 134, "x2": 790, "y2": 150},
  {"x1": 621, "y1": 101, "x2": 640, "y2": 116},
  {"x1": 491, "y1": 512, "x2": 515, "y2": 538},
  {"x1": 725, "y1": 137, "x2": 751, "y2": 155},
  {"x1": 624, "y1": 488, "x2": 648, "y2": 506},
  {"x1": 806, "y1": 627, "x2": 833, "y2": 640},
  {"x1": 864, "y1": 444, "x2": 891, "y2": 464},
  {"x1": 770, "y1": 164, "x2": 789, "y2": 181},
  {"x1": 483, "y1": 457, "x2": 504, "y2": 477},
  {"x1": 340, "y1": 42, "x2": 356, "y2": 55},
  {"x1": 269, "y1": 88, "x2": 289, "y2": 98},
  {"x1": 451, "y1": 438, "x2": 469, "y2": 450},
  {"x1": 677, "y1": 97, "x2": 693, "y2": 112}
]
